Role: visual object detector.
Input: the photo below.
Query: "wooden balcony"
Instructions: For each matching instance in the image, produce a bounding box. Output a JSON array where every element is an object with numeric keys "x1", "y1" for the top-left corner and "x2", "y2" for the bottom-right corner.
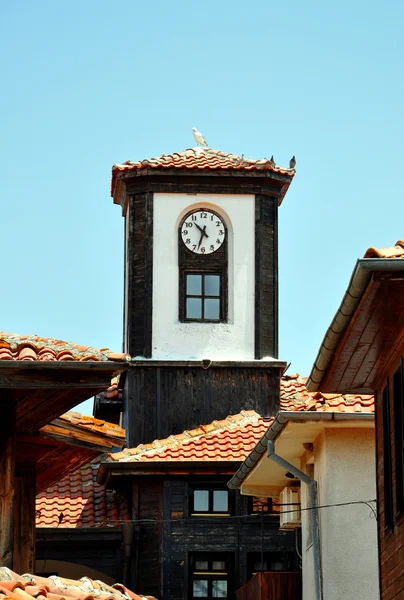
[{"x1": 236, "y1": 571, "x2": 302, "y2": 600}]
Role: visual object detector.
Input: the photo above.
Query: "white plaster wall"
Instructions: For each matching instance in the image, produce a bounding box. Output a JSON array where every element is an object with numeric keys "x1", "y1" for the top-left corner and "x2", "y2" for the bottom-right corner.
[
  {"x1": 314, "y1": 428, "x2": 379, "y2": 600},
  {"x1": 151, "y1": 193, "x2": 255, "y2": 360}
]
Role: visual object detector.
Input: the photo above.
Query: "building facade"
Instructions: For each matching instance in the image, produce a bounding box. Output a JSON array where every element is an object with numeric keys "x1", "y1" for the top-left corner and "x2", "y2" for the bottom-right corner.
[{"x1": 307, "y1": 239, "x2": 404, "y2": 600}]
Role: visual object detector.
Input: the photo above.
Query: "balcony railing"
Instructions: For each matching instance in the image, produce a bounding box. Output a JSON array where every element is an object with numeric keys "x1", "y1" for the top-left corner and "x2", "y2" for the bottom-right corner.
[{"x1": 236, "y1": 571, "x2": 302, "y2": 600}]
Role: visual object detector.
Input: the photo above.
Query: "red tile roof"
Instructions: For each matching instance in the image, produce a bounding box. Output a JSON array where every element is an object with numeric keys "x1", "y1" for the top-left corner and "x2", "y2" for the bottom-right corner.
[
  {"x1": 36, "y1": 457, "x2": 130, "y2": 528},
  {"x1": 108, "y1": 410, "x2": 270, "y2": 463},
  {"x1": 280, "y1": 374, "x2": 375, "y2": 413},
  {"x1": 0, "y1": 332, "x2": 130, "y2": 362},
  {"x1": 107, "y1": 375, "x2": 374, "y2": 464},
  {"x1": 0, "y1": 568, "x2": 154, "y2": 600},
  {"x1": 364, "y1": 239, "x2": 404, "y2": 259},
  {"x1": 111, "y1": 147, "x2": 295, "y2": 196},
  {"x1": 41, "y1": 412, "x2": 126, "y2": 449}
]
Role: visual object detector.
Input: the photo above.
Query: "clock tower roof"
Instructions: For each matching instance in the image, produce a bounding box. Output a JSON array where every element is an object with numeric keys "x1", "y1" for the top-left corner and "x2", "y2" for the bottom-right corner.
[{"x1": 111, "y1": 147, "x2": 295, "y2": 204}]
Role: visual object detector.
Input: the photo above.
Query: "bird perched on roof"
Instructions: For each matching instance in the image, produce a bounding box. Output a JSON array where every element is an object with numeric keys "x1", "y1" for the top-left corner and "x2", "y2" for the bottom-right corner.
[
  {"x1": 289, "y1": 155, "x2": 296, "y2": 169},
  {"x1": 192, "y1": 127, "x2": 208, "y2": 148}
]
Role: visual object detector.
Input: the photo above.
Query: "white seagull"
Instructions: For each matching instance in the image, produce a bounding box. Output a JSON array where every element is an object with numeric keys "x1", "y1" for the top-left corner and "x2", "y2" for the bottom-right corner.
[{"x1": 192, "y1": 127, "x2": 208, "y2": 148}]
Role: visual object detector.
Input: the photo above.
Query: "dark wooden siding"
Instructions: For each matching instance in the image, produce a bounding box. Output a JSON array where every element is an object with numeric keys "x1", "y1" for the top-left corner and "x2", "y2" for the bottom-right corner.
[
  {"x1": 131, "y1": 479, "x2": 163, "y2": 598},
  {"x1": 255, "y1": 195, "x2": 278, "y2": 360},
  {"x1": 126, "y1": 192, "x2": 153, "y2": 358},
  {"x1": 125, "y1": 365, "x2": 281, "y2": 447},
  {"x1": 36, "y1": 530, "x2": 124, "y2": 581},
  {"x1": 377, "y1": 352, "x2": 404, "y2": 600},
  {"x1": 163, "y1": 477, "x2": 297, "y2": 600}
]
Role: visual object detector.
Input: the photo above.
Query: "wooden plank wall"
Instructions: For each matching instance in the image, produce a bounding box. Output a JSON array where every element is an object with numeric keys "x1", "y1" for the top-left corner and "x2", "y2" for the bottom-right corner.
[
  {"x1": 125, "y1": 366, "x2": 281, "y2": 447},
  {"x1": 162, "y1": 477, "x2": 297, "y2": 600},
  {"x1": 0, "y1": 401, "x2": 16, "y2": 568},
  {"x1": 126, "y1": 192, "x2": 153, "y2": 358},
  {"x1": 376, "y1": 352, "x2": 404, "y2": 599},
  {"x1": 255, "y1": 195, "x2": 278, "y2": 360}
]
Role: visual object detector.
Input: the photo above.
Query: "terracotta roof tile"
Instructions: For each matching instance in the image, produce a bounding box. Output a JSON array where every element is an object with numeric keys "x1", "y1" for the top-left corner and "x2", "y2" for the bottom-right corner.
[
  {"x1": 111, "y1": 147, "x2": 295, "y2": 196},
  {"x1": 279, "y1": 374, "x2": 374, "y2": 413},
  {"x1": 49, "y1": 412, "x2": 126, "y2": 444},
  {"x1": 364, "y1": 239, "x2": 404, "y2": 258},
  {"x1": 107, "y1": 375, "x2": 374, "y2": 464},
  {"x1": 0, "y1": 332, "x2": 130, "y2": 362},
  {"x1": 36, "y1": 458, "x2": 130, "y2": 528},
  {"x1": 0, "y1": 569, "x2": 153, "y2": 600}
]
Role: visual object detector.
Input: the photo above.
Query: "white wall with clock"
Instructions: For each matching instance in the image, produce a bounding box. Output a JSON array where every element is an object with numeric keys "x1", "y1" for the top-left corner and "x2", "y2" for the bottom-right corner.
[{"x1": 152, "y1": 193, "x2": 255, "y2": 360}]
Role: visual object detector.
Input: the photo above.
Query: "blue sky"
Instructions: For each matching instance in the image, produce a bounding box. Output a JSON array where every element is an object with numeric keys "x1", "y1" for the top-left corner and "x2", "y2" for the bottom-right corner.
[{"x1": 1, "y1": 1, "x2": 403, "y2": 414}]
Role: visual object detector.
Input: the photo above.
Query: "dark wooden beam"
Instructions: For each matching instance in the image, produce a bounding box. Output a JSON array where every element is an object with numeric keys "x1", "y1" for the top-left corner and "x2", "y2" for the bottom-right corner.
[
  {"x1": 0, "y1": 398, "x2": 16, "y2": 567},
  {"x1": 13, "y1": 467, "x2": 36, "y2": 574},
  {"x1": 255, "y1": 194, "x2": 278, "y2": 359}
]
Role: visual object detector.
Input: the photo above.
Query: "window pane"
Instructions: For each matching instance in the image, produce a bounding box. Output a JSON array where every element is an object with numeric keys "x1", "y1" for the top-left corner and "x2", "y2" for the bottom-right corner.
[
  {"x1": 213, "y1": 490, "x2": 228, "y2": 512},
  {"x1": 204, "y1": 275, "x2": 220, "y2": 296},
  {"x1": 194, "y1": 490, "x2": 209, "y2": 512},
  {"x1": 204, "y1": 298, "x2": 220, "y2": 320},
  {"x1": 212, "y1": 581, "x2": 227, "y2": 598},
  {"x1": 212, "y1": 561, "x2": 226, "y2": 571},
  {"x1": 187, "y1": 274, "x2": 202, "y2": 295},
  {"x1": 193, "y1": 580, "x2": 208, "y2": 597},
  {"x1": 195, "y1": 561, "x2": 209, "y2": 571},
  {"x1": 187, "y1": 298, "x2": 202, "y2": 319}
]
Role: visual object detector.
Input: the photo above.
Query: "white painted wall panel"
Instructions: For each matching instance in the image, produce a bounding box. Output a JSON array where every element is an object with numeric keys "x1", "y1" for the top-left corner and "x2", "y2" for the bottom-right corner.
[{"x1": 151, "y1": 193, "x2": 255, "y2": 360}]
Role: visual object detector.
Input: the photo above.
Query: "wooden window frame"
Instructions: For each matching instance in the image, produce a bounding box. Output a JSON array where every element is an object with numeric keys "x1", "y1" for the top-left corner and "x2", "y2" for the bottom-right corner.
[
  {"x1": 382, "y1": 383, "x2": 394, "y2": 529},
  {"x1": 189, "y1": 552, "x2": 232, "y2": 600},
  {"x1": 190, "y1": 487, "x2": 233, "y2": 517},
  {"x1": 182, "y1": 271, "x2": 223, "y2": 323},
  {"x1": 178, "y1": 209, "x2": 228, "y2": 324},
  {"x1": 393, "y1": 359, "x2": 404, "y2": 515}
]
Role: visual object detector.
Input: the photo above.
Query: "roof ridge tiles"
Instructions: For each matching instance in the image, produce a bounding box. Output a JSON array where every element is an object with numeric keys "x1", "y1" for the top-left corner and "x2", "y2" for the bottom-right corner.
[{"x1": 0, "y1": 332, "x2": 130, "y2": 363}]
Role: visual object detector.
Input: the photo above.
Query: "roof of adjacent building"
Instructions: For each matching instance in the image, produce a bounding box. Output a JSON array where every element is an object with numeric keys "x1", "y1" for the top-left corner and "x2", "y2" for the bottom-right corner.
[
  {"x1": 36, "y1": 457, "x2": 130, "y2": 528},
  {"x1": 0, "y1": 568, "x2": 154, "y2": 600},
  {"x1": 41, "y1": 411, "x2": 126, "y2": 449},
  {"x1": 0, "y1": 332, "x2": 130, "y2": 362},
  {"x1": 106, "y1": 374, "x2": 374, "y2": 464},
  {"x1": 364, "y1": 239, "x2": 404, "y2": 258},
  {"x1": 111, "y1": 147, "x2": 295, "y2": 197}
]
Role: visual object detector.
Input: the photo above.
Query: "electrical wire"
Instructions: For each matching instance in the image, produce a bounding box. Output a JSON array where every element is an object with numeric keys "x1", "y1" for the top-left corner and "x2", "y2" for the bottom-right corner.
[{"x1": 52, "y1": 499, "x2": 377, "y2": 527}]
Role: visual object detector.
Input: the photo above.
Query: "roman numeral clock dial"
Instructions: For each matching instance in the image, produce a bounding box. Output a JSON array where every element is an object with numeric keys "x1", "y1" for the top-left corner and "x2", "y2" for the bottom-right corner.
[{"x1": 181, "y1": 210, "x2": 226, "y2": 254}]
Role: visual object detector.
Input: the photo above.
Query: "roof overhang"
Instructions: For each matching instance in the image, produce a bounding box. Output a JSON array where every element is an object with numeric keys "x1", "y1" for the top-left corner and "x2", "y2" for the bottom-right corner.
[
  {"x1": 228, "y1": 411, "x2": 374, "y2": 495},
  {"x1": 98, "y1": 460, "x2": 241, "y2": 487},
  {"x1": 0, "y1": 360, "x2": 128, "y2": 433},
  {"x1": 306, "y1": 258, "x2": 404, "y2": 393},
  {"x1": 113, "y1": 168, "x2": 294, "y2": 216},
  {"x1": 17, "y1": 411, "x2": 126, "y2": 493}
]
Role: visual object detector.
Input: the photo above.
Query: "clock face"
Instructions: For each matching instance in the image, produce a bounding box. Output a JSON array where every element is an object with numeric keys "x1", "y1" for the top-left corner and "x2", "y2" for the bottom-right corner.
[{"x1": 180, "y1": 209, "x2": 226, "y2": 255}]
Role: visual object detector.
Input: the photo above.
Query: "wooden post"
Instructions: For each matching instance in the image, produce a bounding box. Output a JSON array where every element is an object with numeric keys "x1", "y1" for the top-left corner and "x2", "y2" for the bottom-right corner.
[
  {"x1": 13, "y1": 467, "x2": 36, "y2": 574},
  {"x1": 0, "y1": 401, "x2": 16, "y2": 567}
]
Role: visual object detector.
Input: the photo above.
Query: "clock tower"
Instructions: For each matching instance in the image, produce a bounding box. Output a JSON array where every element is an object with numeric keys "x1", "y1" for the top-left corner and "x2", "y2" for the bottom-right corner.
[{"x1": 111, "y1": 145, "x2": 295, "y2": 446}]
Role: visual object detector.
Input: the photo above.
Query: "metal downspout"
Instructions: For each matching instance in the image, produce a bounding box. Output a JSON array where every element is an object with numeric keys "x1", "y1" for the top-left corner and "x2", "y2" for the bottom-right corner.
[{"x1": 267, "y1": 440, "x2": 323, "y2": 600}]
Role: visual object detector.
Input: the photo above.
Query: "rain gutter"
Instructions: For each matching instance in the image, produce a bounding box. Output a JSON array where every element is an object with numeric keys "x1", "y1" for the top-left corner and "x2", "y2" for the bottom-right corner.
[
  {"x1": 227, "y1": 411, "x2": 373, "y2": 490},
  {"x1": 267, "y1": 439, "x2": 323, "y2": 600},
  {"x1": 306, "y1": 258, "x2": 404, "y2": 392}
]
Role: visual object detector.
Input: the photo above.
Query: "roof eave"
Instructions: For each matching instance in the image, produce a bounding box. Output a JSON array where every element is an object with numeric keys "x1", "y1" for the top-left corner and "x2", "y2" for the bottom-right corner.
[
  {"x1": 306, "y1": 258, "x2": 404, "y2": 392},
  {"x1": 227, "y1": 410, "x2": 374, "y2": 490}
]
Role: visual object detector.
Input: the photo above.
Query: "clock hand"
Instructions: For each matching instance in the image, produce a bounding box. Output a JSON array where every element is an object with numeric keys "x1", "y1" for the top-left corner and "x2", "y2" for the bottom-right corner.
[{"x1": 197, "y1": 225, "x2": 208, "y2": 249}]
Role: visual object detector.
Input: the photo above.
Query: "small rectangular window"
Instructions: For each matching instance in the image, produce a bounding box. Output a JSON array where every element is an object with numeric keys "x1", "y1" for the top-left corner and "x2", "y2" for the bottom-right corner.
[
  {"x1": 382, "y1": 384, "x2": 394, "y2": 528},
  {"x1": 190, "y1": 554, "x2": 231, "y2": 600},
  {"x1": 194, "y1": 490, "x2": 209, "y2": 512},
  {"x1": 191, "y1": 488, "x2": 231, "y2": 515},
  {"x1": 185, "y1": 273, "x2": 222, "y2": 322},
  {"x1": 394, "y1": 361, "x2": 404, "y2": 513},
  {"x1": 249, "y1": 496, "x2": 280, "y2": 515}
]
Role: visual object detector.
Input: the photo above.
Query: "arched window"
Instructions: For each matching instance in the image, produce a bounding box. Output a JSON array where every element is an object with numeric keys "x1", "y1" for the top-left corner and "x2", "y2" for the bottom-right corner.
[{"x1": 178, "y1": 207, "x2": 228, "y2": 323}]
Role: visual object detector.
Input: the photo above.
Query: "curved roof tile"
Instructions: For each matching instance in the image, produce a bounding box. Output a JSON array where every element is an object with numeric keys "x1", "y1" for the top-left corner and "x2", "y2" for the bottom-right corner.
[
  {"x1": 364, "y1": 239, "x2": 404, "y2": 259},
  {"x1": 111, "y1": 147, "x2": 295, "y2": 196},
  {"x1": 0, "y1": 332, "x2": 130, "y2": 362}
]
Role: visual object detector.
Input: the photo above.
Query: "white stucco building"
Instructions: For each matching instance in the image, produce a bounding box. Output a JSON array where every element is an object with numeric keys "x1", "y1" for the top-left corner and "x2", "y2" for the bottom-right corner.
[{"x1": 228, "y1": 385, "x2": 379, "y2": 600}]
